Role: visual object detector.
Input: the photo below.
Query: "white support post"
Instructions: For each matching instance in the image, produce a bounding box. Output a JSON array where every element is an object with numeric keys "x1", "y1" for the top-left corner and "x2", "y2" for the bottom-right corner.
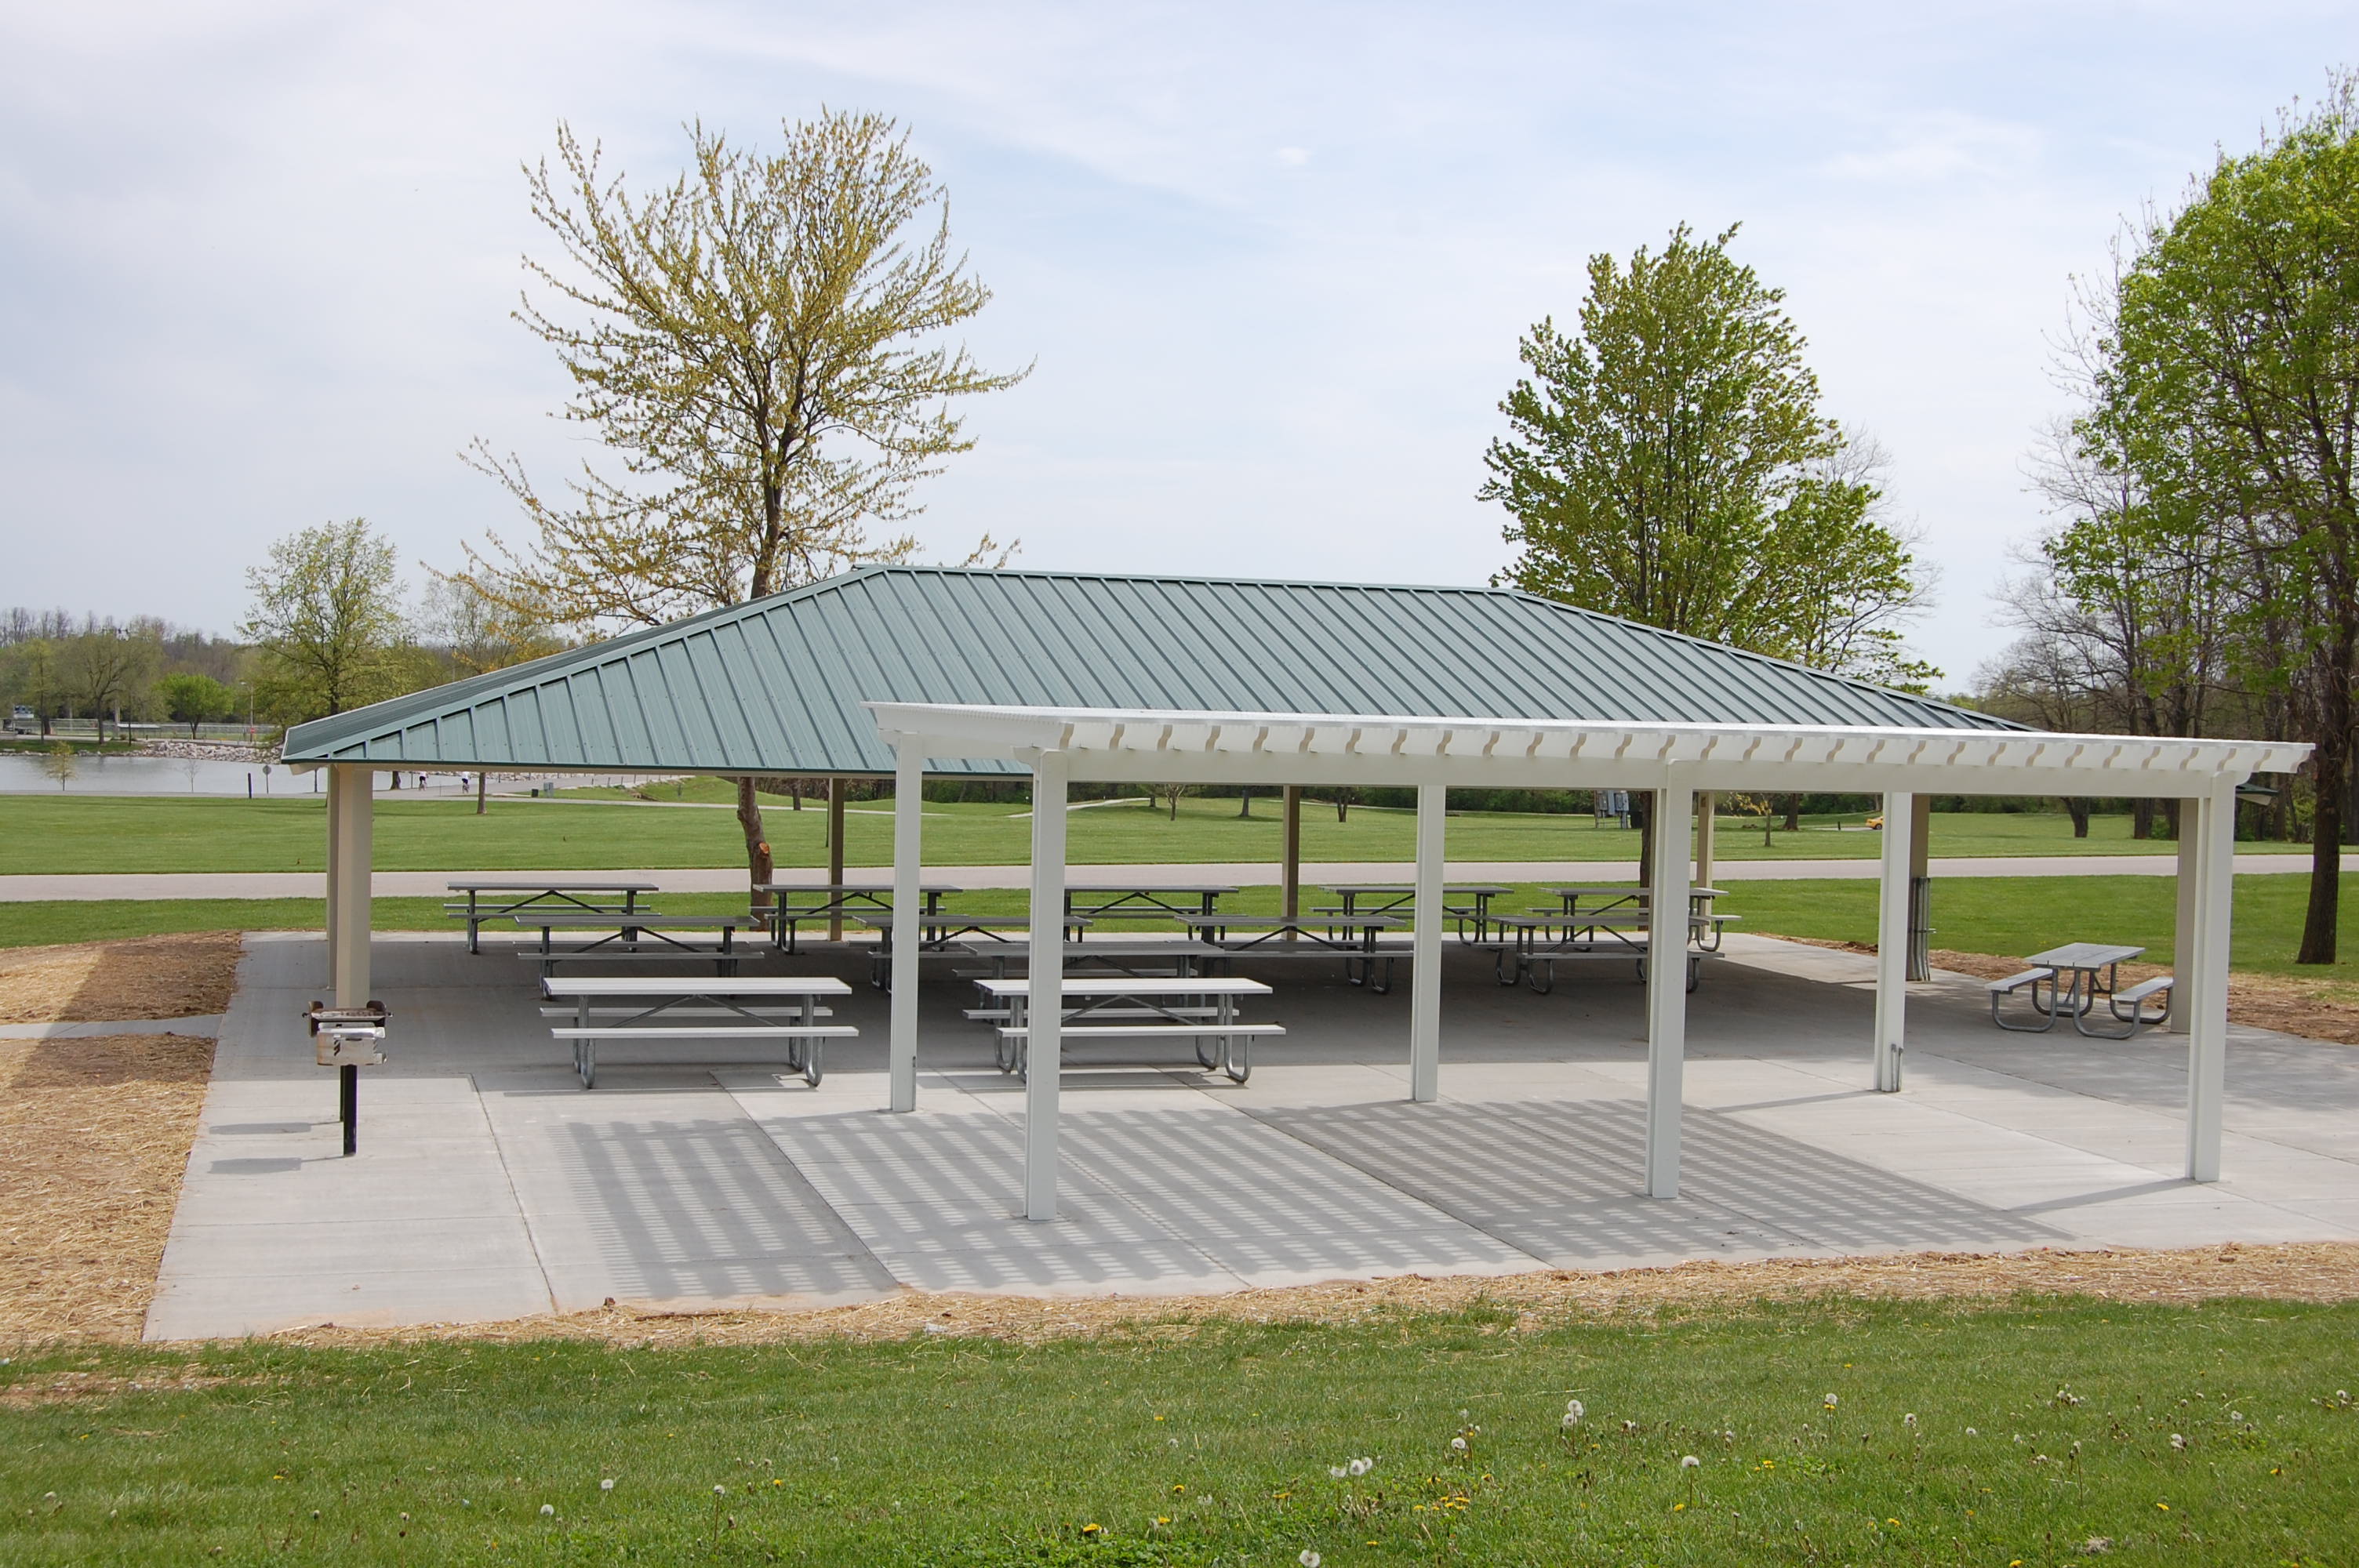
[
  {"x1": 2170, "y1": 822, "x2": 2201, "y2": 1036},
  {"x1": 322, "y1": 765, "x2": 342, "y2": 985},
  {"x1": 1643, "y1": 779, "x2": 1692, "y2": 1199},
  {"x1": 1023, "y1": 752, "x2": 1069, "y2": 1221},
  {"x1": 888, "y1": 746, "x2": 925, "y2": 1113},
  {"x1": 1873, "y1": 790, "x2": 1913, "y2": 1092},
  {"x1": 1693, "y1": 791, "x2": 1716, "y2": 889},
  {"x1": 1408, "y1": 782, "x2": 1445, "y2": 1103},
  {"x1": 2186, "y1": 783, "x2": 2235, "y2": 1182},
  {"x1": 330, "y1": 766, "x2": 374, "y2": 1007}
]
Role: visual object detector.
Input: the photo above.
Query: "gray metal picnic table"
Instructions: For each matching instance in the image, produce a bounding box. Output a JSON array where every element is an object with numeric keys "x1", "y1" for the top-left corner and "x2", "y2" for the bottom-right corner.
[
  {"x1": 1063, "y1": 884, "x2": 1238, "y2": 922},
  {"x1": 1539, "y1": 884, "x2": 1739, "y2": 950},
  {"x1": 857, "y1": 913, "x2": 1097, "y2": 989},
  {"x1": 540, "y1": 975, "x2": 853, "y2": 1088},
  {"x1": 751, "y1": 882, "x2": 961, "y2": 953},
  {"x1": 445, "y1": 878, "x2": 660, "y2": 954},
  {"x1": 1990, "y1": 942, "x2": 2174, "y2": 1038},
  {"x1": 511, "y1": 912, "x2": 761, "y2": 975},
  {"x1": 1323, "y1": 883, "x2": 1512, "y2": 942},
  {"x1": 1176, "y1": 912, "x2": 1408, "y2": 993},
  {"x1": 977, "y1": 975, "x2": 1280, "y2": 1083}
]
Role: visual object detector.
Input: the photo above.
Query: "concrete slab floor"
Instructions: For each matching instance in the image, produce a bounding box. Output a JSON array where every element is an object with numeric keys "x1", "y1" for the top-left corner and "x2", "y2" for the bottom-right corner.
[{"x1": 144, "y1": 927, "x2": 2359, "y2": 1339}]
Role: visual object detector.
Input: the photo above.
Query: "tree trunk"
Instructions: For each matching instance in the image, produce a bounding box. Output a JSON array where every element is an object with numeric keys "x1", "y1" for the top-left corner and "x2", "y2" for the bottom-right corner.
[
  {"x1": 1238, "y1": 787, "x2": 1251, "y2": 818},
  {"x1": 1783, "y1": 794, "x2": 1801, "y2": 833},
  {"x1": 735, "y1": 777, "x2": 775, "y2": 913},
  {"x1": 2064, "y1": 798, "x2": 2090, "y2": 838},
  {"x1": 1336, "y1": 798, "x2": 1348, "y2": 822},
  {"x1": 2299, "y1": 719, "x2": 2350, "y2": 967},
  {"x1": 2160, "y1": 798, "x2": 2180, "y2": 841},
  {"x1": 2131, "y1": 799, "x2": 2154, "y2": 840}
]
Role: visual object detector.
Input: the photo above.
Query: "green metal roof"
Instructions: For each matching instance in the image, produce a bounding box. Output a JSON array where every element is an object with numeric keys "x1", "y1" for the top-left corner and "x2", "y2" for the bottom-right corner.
[{"x1": 280, "y1": 566, "x2": 2014, "y2": 775}]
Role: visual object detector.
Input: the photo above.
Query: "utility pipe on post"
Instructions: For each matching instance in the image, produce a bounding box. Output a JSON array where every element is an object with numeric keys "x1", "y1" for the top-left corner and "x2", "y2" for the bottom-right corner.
[
  {"x1": 2170, "y1": 825, "x2": 2201, "y2": 1036},
  {"x1": 1906, "y1": 793, "x2": 1932, "y2": 982},
  {"x1": 1874, "y1": 790, "x2": 1913, "y2": 1092}
]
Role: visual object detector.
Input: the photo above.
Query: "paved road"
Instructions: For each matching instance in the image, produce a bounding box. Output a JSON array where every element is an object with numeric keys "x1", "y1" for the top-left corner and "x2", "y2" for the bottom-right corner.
[{"x1": 2, "y1": 852, "x2": 2346, "y2": 901}]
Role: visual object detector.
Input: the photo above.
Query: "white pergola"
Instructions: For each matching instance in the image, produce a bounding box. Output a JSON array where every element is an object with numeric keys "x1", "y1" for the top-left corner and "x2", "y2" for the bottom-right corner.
[{"x1": 866, "y1": 702, "x2": 2310, "y2": 1221}]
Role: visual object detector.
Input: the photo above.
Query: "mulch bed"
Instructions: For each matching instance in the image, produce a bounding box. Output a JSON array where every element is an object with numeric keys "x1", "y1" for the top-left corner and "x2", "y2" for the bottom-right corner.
[
  {"x1": 0, "y1": 931, "x2": 244, "y2": 1025},
  {"x1": 0, "y1": 1031, "x2": 216, "y2": 1344}
]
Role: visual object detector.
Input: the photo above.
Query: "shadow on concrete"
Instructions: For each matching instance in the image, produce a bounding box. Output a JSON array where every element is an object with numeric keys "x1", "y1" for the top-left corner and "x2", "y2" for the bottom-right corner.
[
  {"x1": 558, "y1": 1116, "x2": 896, "y2": 1302},
  {"x1": 1253, "y1": 1098, "x2": 2070, "y2": 1265}
]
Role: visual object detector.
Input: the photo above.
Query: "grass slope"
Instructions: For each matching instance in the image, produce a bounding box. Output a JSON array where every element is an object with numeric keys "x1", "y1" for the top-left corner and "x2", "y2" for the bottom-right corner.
[
  {"x1": 0, "y1": 793, "x2": 2312, "y2": 876},
  {"x1": 3, "y1": 1300, "x2": 2353, "y2": 1564}
]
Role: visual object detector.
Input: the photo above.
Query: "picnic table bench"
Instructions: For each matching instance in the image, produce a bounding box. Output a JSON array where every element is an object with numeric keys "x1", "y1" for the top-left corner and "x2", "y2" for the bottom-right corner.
[
  {"x1": 976, "y1": 976, "x2": 1281, "y2": 1083},
  {"x1": 1537, "y1": 885, "x2": 1741, "y2": 950},
  {"x1": 860, "y1": 913, "x2": 1097, "y2": 988},
  {"x1": 1063, "y1": 884, "x2": 1238, "y2": 923},
  {"x1": 751, "y1": 882, "x2": 961, "y2": 953},
  {"x1": 541, "y1": 976, "x2": 855, "y2": 1088},
  {"x1": 445, "y1": 878, "x2": 660, "y2": 954},
  {"x1": 1990, "y1": 942, "x2": 2174, "y2": 1038},
  {"x1": 511, "y1": 913, "x2": 761, "y2": 977},
  {"x1": 1175, "y1": 913, "x2": 1408, "y2": 993},
  {"x1": 1321, "y1": 884, "x2": 1512, "y2": 942}
]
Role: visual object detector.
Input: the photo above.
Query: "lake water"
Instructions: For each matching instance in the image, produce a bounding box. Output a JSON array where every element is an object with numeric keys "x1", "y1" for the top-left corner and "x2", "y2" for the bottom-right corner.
[{"x1": 0, "y1": 754, "x2": 383, "y2": 797}]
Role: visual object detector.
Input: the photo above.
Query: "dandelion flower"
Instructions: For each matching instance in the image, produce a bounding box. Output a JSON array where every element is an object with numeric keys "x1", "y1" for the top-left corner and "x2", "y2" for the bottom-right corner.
[
  {"x1": 1300, "y1": 1553, "x2": 1322, "y2": 1567},
  {"x1": 1965, "y1": 1428, "x2": 1978, "y2": 1437},
  {"x1": 1564, "y1": 1399, "x2": 1585, "y2": 1425},
  {"x1": 1449, "y1": 1436, "x2": 1468, "y2": 1453},
  {"x1": 714, "y1": 1484, "x2": 727, "y2": 1496},
  {"x1": 1823, "y1": 1393, "x2": 1838, "y2": 1409},
  {"x1": 1349, "y1": 1457, "x2": 1373, "y2": 1477},
  {"x1": 539, "y1": 1504, "x2": 554, "y2": 1517},
  {"x1": 599, "y1": 1479, "x2": 615, "y2": 1492},
  {"x1": 1329, "y1": 1466, "x2": 1349, "y2": 1479},
  {"x1": 2169, "y1": 1434, "x2": 2186, "y2": 1451},
  {"x1": 1681, "y1": 1455, "x2": 1699, "y2": 1469},
  {"x1": 1903, "y1": 1413, "x2": 1917, "y2": 1428}
]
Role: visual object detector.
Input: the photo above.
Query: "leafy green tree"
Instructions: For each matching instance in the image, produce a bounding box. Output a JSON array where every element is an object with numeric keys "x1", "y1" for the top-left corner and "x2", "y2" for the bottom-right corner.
[
  {"x1": 241, "y1": 519, "x2": 409, "y2": 720},
  {"x1": 155, "y1": 672, "x2": 239, "y2": 736},
  {"x1": 456, "y1": 110, "x2": 1027, "y2": 902},
  {"x1": 0, "y1": 638, "x2": 64, "y2": 735},
  {"x1": 59, "y1": 626, "x2": 159, "y2": 741},
  {"x1": 1483, "y1": 223, "x2": 1934, "y2": 687},
  {"x1": 2097, "y1": 71, "x2": 2359, "y2": 964}
]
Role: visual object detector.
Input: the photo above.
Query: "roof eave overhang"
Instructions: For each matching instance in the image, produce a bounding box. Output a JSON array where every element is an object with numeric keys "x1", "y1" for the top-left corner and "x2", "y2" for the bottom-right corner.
[{"x1": 866, "y1": 702, "x2": 2311, "y2": 797}]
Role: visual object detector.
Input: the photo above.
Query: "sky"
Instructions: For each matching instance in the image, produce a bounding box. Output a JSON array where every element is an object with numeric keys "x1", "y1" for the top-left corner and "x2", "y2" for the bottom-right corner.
[{"x1": 1, "y1": 1, "x2": 2350, "y2": 687}]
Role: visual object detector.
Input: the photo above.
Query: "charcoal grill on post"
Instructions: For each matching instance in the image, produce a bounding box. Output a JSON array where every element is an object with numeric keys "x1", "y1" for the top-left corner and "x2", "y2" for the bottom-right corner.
[{"x1": 305, "y1": 1000, "x2": 388, "y2": 1156}]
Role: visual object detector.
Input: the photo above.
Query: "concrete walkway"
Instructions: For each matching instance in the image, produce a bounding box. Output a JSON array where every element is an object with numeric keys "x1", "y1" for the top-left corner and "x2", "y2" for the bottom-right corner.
[
  {"x1": 6, "y1": 851, "x2": 2342, "y2": 902},
  {"x1": 145, "y1": 929, "x2": 2359, "y2": 1340}
]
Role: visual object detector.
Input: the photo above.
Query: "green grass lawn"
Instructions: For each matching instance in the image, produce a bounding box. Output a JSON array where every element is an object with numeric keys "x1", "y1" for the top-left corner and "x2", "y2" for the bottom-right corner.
[
  {"x1": 0, "y1": 792, "x2": 2312, "y2": 876},
  {"x1": 3, "y1": 1299, "x2": 2351, "y2": 1565},
  {"x1": 11, "y1": 875, "x2": 2359, "y2": 994}
]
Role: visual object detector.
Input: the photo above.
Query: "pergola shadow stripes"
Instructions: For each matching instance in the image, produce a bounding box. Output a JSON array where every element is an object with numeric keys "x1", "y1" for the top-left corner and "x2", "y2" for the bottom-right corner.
[{"x1": 864, "y1": 702, "x2": 2308, "y2": 1219}]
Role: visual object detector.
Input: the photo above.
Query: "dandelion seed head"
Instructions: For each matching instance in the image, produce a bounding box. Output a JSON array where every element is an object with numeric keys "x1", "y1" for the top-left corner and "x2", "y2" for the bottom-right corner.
[
  {"x1": 1823, "y1": 1393, "x2": 1838, "y2": 1408},
  {"x1": 2170, "y1": 1434, "x2": 2186, "y2": 1450},
  {"x1": 1965, "y1": 1428, "x2": 1977, "y2": 1436},
  {"x1": 600, "y1": 1479, "x2": 615, "y2": 1492},
  {"x1": 1564, "y1": 1399, "x2": 1584, "y2": 1424},
  {"x1": 714, "y1": 1484, "x2": 728, "y2": 1495},
  {"x1": 1299, "y1": 1552, "x2": 1322, "y2": 1567},
  {"x1": 1681, "y1": 1455, "x2": 1700, "y2": 1468},
  {"x1": 539, "y1": 1504, "x2": 554, "y2": 1517},
  {"x1": 1329, "y1": 1466, "x2": 1348, "y2": 1479},
  {"x1": 1903, "y1": 1413, "x2": 1917, "y2": 1428},
  {"x1": 1349, "y1": 1457, "x2": 1373, "y2": 1476},
  {"x1": 1449, "y1": 1436, "x2": 1468, "y2": 1453}
]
